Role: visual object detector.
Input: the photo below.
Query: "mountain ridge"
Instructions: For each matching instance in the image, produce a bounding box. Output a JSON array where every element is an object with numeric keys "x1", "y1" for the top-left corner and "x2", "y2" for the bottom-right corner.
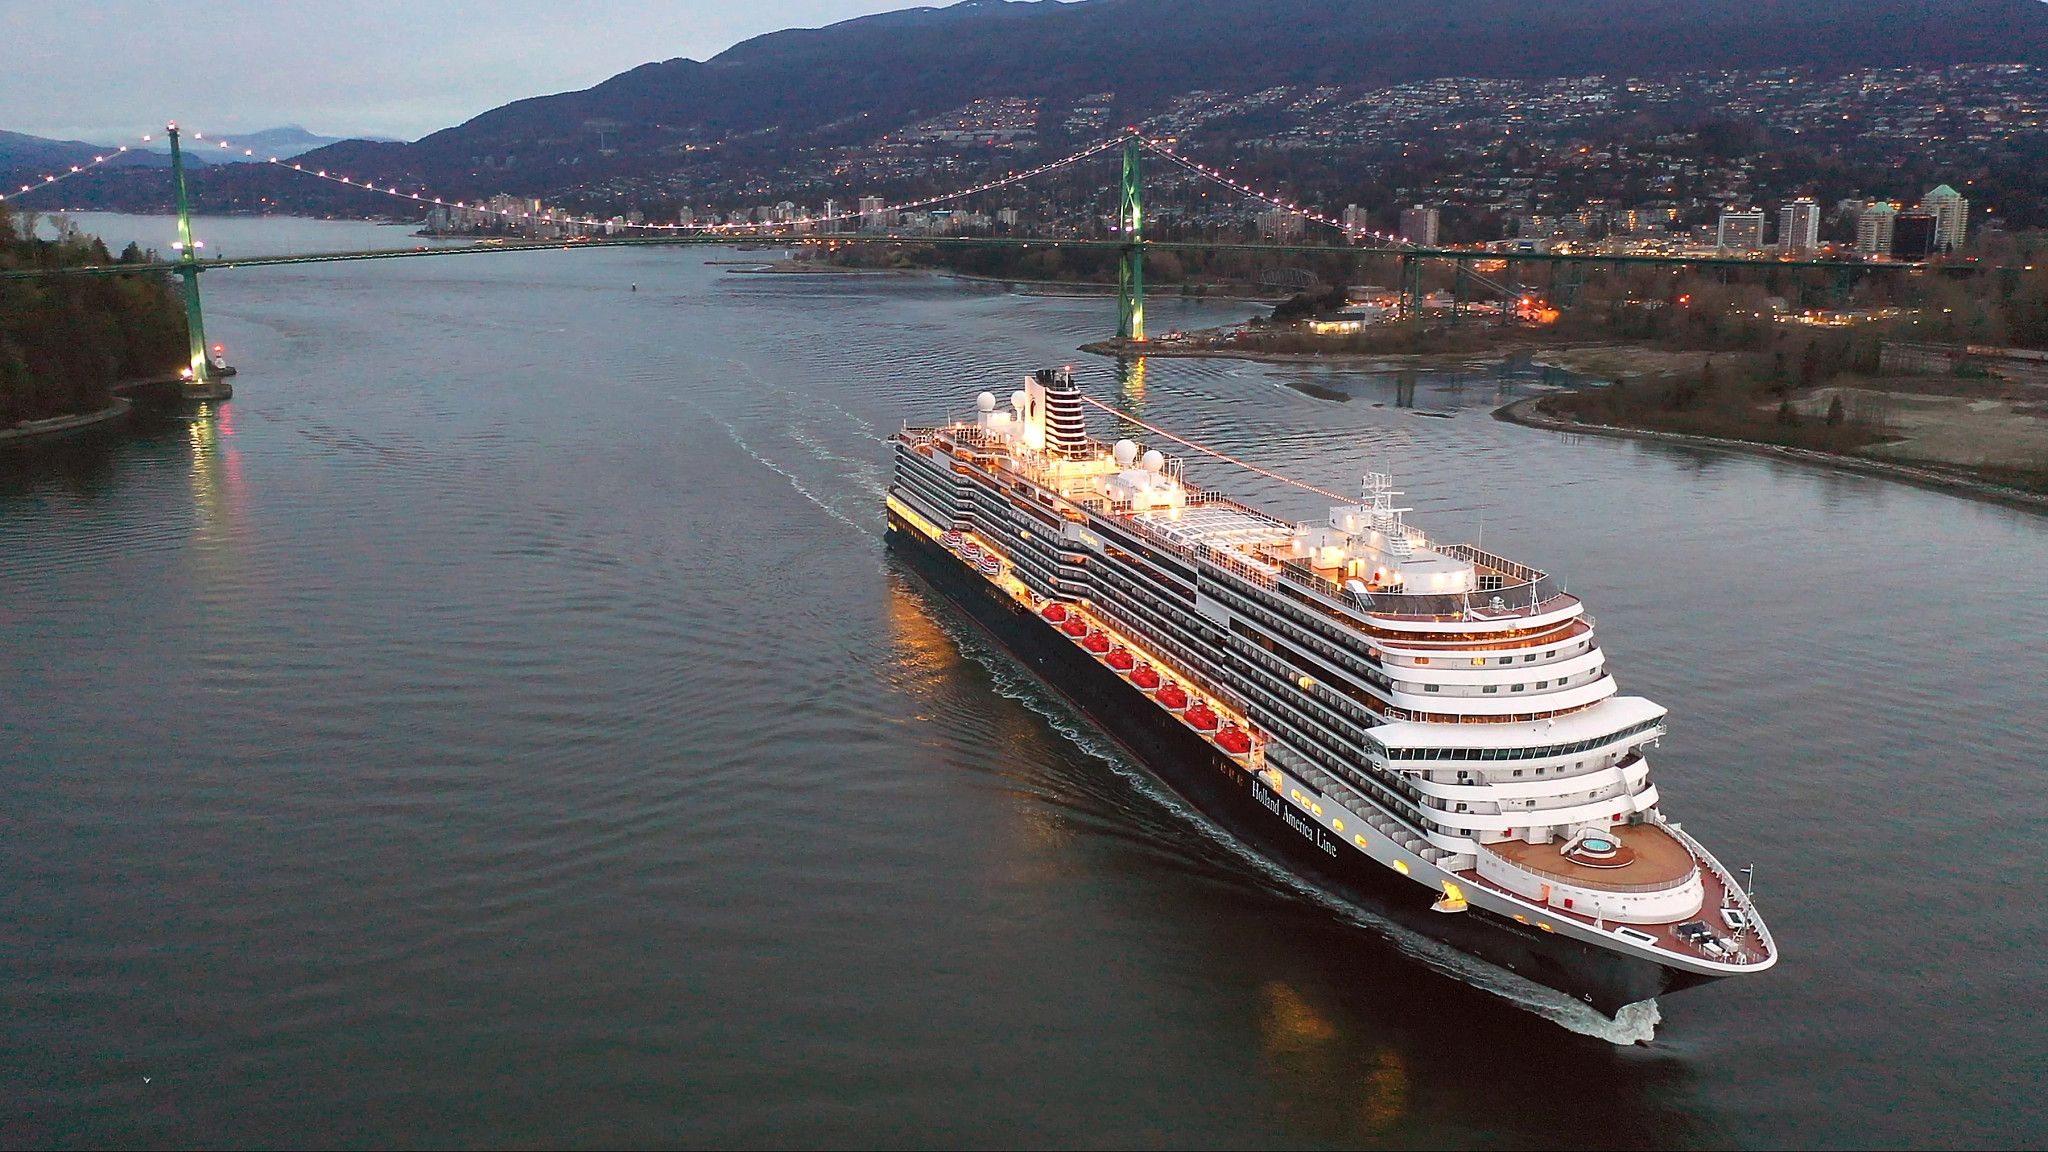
[{"x1": 295, "y1": 0, "x2": 2048, "y2": 189}]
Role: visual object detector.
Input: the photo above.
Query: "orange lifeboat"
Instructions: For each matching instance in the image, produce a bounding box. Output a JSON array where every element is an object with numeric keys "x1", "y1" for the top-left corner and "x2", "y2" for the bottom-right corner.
[
  {"x1": 1060, "y1": 617, "x2": 1090, "y2": 638},
  {"x1": 1041, "y1": 603, "x2": 1069, "y2": 624},
  {"x1": 1156, "y1": 684, "x2": 1189, "y2": 712},
  {"x1": 1184, "y1": 703, "x2": 1220, "y2": 733},
  {"x1": 1082, "y1": 633, "x2": 1113, "y2": 655},
  {"x1": 1215, "y1": 724, "x2": 1253, "y2": 758},
  {"x1": 1106, "y1": 647, "x2": 1136, "y2": 673},
  {"x1": 1130, "y1": 664, "x2": 1162, "y2": 692}
]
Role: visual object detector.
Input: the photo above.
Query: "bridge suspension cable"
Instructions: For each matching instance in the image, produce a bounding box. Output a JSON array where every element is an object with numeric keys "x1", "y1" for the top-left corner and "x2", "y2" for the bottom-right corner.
[
  {"x1": 1077, "y1": 393, "x2": 1349, "y2": 503},
  {"x1": 1139, "y1": 136, "x2": 1521, "y2": 302},
  {"x1": 3, "y1": 132, "x2": 152, "y2": 203},
  {"x1": 257, "y1": 134, "x2": 1131, "y2": 236}
]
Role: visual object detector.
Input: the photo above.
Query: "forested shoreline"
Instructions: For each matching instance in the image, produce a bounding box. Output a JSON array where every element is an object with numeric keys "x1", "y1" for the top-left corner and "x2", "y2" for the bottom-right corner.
[{"x1": 0, "y1": 205, "x2": 187, "y2": 427}]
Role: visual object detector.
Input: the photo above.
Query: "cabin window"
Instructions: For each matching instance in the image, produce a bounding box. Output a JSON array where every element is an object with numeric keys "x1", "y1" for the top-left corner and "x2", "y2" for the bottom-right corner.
[
  {"x1": 1424, "y1": 684, "x2": 1440, "y2": 693},
  {"x1": 1512, "y1": 684, "x2": 1526, "y2": 692},
  {"x1": 1536, "y1": 681, "x2": 1549, "y2": 689},
  {"x1": 1483, "y1": 685, "x2": 1499, "y2": 694},
  {"x1": 1513, "y1": 769, "x2": 1524, "y2": 777}
]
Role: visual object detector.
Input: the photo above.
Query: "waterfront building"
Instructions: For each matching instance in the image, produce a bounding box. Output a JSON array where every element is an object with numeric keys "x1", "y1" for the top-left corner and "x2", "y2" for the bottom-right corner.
[
  {"x1": 859, "y1": 196, "x2": 889, "y2": 232},
  {"x1": 1716, "y1": 209, "x2": 1766, "y2": 252},
  {"x1": 1855, "y1": 202, "x2": 1897, "y2": 255},
  {"x1": 997, "y1": 207, "x2": 1022, "y2": 229},
  {"x1": 1258, "y1": 209, "x2": 1306, "y2": 241},
  {"x1": 1400, "y1": 204, "x2": 1440, "y2": 247},
  {"x1": 1893, "y1": 211, "x2": 1938, "y2": 259},
  {"x1": 1343, "y1": 203, "x2": 1372, "y2": 237},
  {"x1": 1778, "y1": 198, "x2": 1820, "y2": 254},
  {"x1": 1920, "y1": 185, "x2": 1968, "y2": 252},
  {"x1": 821, "y1": 199, "x2": 839, "y2": 232}
]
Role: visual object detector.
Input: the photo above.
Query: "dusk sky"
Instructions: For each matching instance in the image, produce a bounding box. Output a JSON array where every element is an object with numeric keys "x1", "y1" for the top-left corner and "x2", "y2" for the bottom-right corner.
[{"x1": 2, "y1": 1, "x2": 976, "y2": 144}]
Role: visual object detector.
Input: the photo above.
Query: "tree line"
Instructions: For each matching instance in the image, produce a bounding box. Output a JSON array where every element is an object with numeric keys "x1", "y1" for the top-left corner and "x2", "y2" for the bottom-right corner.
[{"x1": 0, "y1": 205, "x2": 188, "y2": 425}]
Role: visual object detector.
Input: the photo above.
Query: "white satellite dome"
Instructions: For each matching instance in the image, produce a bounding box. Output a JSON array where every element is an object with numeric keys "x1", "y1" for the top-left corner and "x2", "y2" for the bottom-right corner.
[
  {"x1": 1010, "y1": 390, "x2": 1027, "y2": 413},
  {"x1": 976, "y1": 391, "x2": 997, "y2": 413},
  {"x1": 1140, "y1": 449, "x2": 1166, "y2": 473},
  {"x1": 1113, "y1": 439, "x2": 1139, "y2": 467}
]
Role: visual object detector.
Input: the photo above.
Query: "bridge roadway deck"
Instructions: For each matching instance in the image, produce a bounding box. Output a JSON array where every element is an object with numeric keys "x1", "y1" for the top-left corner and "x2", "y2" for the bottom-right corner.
[{"x1": 0, "y1": 233, "x2": 1944, "y2": 281}]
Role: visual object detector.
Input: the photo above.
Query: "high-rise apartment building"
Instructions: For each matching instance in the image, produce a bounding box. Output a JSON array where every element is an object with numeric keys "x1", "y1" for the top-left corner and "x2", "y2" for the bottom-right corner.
[
  {"x1": 1778, "y1": 198, "x2": 1820, "y2": 254},
  {"x1": 1399, "y1": 204, "x2": 1440, "y2": 247},
  {"x1": 1258, "y1": 209, "x2": 1306, "y2": 241},
  {"x1": 1893, "y1": 211, "x2": 1939, "y2": 259},
  {"x1": 1855, "y1": 203, "x2": 1898, "y2": 255},
  {"x1": 1342, "y1": 203, "x2": 1373, "y2": 237},
  {"x1": 1716, "y1": 209, "x2": 1766, "y2": 251},
  {"x1": 1919, "y1": 185, "x2": 1968, "y2": 252},
  {"x1": 858, "y1": 195, "x2": 888, "y2": 232}
]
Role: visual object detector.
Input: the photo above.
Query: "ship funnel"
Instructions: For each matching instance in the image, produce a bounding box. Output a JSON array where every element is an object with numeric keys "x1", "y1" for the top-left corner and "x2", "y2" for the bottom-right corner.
[{"x1": 1026, "y1": 366, "x2": 1088, "y2": 458}]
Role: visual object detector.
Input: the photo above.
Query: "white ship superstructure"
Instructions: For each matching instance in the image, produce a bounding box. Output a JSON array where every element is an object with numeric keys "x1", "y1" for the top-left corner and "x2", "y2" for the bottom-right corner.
[{"x1": 887, "y1": 368, "x2": 1776, "y2": 1001}]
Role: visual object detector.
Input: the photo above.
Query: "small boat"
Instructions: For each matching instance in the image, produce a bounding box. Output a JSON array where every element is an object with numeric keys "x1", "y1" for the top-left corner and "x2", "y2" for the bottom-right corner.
[
  {"x1": 1040, "y1": 603, "x2": 1069, "y2": 624},
  {"x1": 961, "y1": 541, "x2": 984, "y2": 561},
  {"x1": 1105, "y1": 647, "x2": 1137, "y2": 672},
  {"x1": 1184, "y1": 703, "x2": 1220, "y2": 733},
  {"x1": 1061, "y1": 617, "x2": 1090, "y2": 638},
  {"x1": 1082, "y1": 632, "x2": 1113, "y2": 655},
  {"x1": 1156, "y1": 683, "x2": 1189, "y2": 711},
  {"x1": 1130, "y1": 664, "x2": 1162, "y2": 692},
  {"x1": 978, "y1": 555, "x2": 1001, "y2": 577},
  {"x1": 941, "y1": 529, "x2": 963, "y2": 549}
]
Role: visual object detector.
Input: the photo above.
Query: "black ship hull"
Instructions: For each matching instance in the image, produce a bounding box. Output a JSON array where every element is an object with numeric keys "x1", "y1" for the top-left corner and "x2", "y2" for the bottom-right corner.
[{"x1": 887, "y1": 514, "x2": 1715, "y2": 1017}]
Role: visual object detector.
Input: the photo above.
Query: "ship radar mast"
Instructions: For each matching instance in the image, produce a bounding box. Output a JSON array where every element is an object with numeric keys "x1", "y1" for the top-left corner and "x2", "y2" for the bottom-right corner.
[{"x1": 1363, "y1": 471, "x2": 1415, "y2": 557}]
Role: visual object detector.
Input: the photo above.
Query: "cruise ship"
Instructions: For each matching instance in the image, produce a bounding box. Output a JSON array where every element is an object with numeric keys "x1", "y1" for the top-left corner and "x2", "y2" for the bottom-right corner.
[{"x1": 885, "y1": 367, "x2": 1777, "y2": 1015}]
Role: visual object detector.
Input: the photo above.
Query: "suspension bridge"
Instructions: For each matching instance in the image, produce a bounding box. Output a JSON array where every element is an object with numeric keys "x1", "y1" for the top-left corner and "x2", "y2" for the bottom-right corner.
[{"x1": 4, "y1": 122, "x2": 1939, "y2": 404}]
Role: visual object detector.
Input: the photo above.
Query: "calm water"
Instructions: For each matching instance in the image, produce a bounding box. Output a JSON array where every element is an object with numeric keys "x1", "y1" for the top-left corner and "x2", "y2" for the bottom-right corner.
[{"x1": 4, "y1": 217, "x2": 2044, "y2": 1148}]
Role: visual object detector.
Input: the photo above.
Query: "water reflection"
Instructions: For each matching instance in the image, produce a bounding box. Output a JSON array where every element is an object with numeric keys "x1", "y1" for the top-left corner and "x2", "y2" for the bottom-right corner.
[
  {"x1": 1256, "y1": 980, "x2": 1411, "y2": 1142},
  {"x1": 185, "y1": 402, "x2": 244, "y2": 550},
  {"x1": 1115, "y1": 355, "x2": 1148, "y2": 416},
  {"x1": 1395, "y1": 369, "x2": 1417, "y2": 409}
]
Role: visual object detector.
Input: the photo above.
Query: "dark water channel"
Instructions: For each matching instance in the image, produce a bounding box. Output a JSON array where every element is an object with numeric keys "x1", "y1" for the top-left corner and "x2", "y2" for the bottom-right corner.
[{"x1": 3, "y1": 219, "x2": 2044, "y2": 1147}]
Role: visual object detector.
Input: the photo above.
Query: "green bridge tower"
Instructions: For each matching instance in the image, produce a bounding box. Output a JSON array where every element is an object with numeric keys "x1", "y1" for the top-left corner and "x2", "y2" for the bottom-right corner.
[
  {"x1": 166, "y1": 124, "x2": 227, "y2": 399},
  {"x1": 1116, "y1": 135, "x2": 1145, "y2": 343}
]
